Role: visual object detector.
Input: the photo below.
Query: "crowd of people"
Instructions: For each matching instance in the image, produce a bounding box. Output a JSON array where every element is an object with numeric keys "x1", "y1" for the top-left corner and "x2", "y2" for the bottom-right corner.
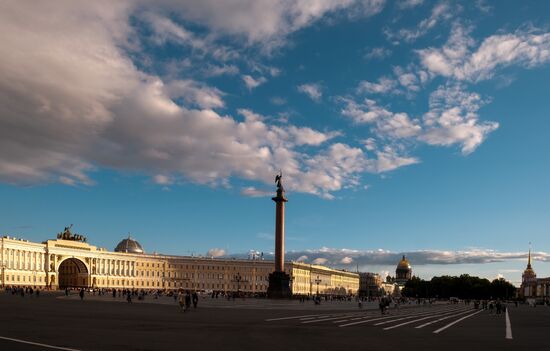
[{"x1": 5, "y1": 285, "x2": 550, "y2": 313}]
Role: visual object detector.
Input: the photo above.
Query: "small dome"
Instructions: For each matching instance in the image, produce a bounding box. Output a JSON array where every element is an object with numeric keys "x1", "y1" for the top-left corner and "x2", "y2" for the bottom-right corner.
[
  {"x1": 396, "y1": 255, "x2": 411, "y2": 270},
  {"x1": 114, "y1": 236, "x2": 144, "y2": 254}
]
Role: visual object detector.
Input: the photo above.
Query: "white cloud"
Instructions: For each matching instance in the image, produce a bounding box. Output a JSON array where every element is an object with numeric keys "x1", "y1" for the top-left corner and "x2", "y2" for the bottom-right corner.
[
  {"x1": 342, "y1": 82, "x2": 497, "y2": 156},
  {"x1": 387, "y1": 2, "x2": 453, "y2": 43},
  {"x1": 153, "y1": 174, "x2": 173, "y2": 185},
  {"x1": 419, "y1": 84, "x2": 499, "y2": 154},
  {"x1": 367, "y1": 146, "x2": 419, "y2": 173},
  {"x1": 0, "y1": 2, "x2": 372, "y2": 198},
  {"x1": 340, "y1": 256, "x2": 353, "y2": 264},
  {"x1": 364, "y1": 47, "x2": 392, "y2": 60},
  {"x1": 297, "y1": 83, "x2": 323, "y2": 102},
  {"x1": 159, "y1": 0, "x2": 386, "y2": 48},
  {"x1": 357, "y1": 77, "x2": 397, "y2": 94},
  {"x1": 296, "y1": 255, "x2": 308, "y2": 262},
  {"x1": 240, "y1": 187, "x2": 271, "y2": 197},
  {"x1": 282, "y1": 247, "x2": 550, "y2": 267},
  {"x1": 340, "y1": 98, "x2": 391, "y2": 124},
  {"x1": 166, "y1": 80, "x2": 225, "y2": 109},
  {"x1": 203, "y1": 64, "x2": 240, "y2": 77},
  {"x1": 287, "y1": 126, "x2": 341, "y2": 146},
  {"x1": 398, "y1": 0, "x2": 424, "y2": 9},
  {"x1": 207, "y1": 248, "x2": 226, "y2": 257},
  {"x1": 341, "y1": 98, "x2": 422, "y2": 139},
  {"x1": 145, "y1": 12, "x2": 204, "y2": 49},
  {"x1": 312, "y1": 257, "x2": 328, "y2": 265},
  {"x1": 270, "y1": 96, "x2": 286, "y2": 105},
  {"x1": 242, "y1": 75, "x2": 267, "y2": 90},
  {"x1": 418, "y1": 24, "x2": 550, "y2": 82}
]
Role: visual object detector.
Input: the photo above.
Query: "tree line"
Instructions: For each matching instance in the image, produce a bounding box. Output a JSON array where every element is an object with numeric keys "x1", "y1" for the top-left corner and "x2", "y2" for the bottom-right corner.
[{"x1": 402, "y1": 274, "x2": 517, "y2": 300}]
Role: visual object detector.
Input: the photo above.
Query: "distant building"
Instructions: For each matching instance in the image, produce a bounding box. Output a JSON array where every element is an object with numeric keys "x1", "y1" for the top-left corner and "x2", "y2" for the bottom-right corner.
[
  {"x1": 519, "y1": 248, "x2": 550, "y2": 300},
  {"x1": 395, "y1": 255, "x2": 412, "y2": 285},
  {"x1": 0, "y1": 228, "x2": 358, "y2": 296},
  {"x1": 358, "y1": 272, "x2": 382, "y2": 297}
]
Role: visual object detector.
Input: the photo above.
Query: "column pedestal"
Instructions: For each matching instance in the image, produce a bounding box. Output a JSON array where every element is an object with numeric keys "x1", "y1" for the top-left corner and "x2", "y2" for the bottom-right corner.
[{"x1": 267, "y1": 271, "x2": 291, "y2": 298}]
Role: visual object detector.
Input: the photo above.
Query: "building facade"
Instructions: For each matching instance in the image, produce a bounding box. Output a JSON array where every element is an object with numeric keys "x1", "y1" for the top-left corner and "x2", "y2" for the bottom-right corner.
[
  {"x1": 520, "y1": 249, "x2": 550, "y2": 300},
  {"x1": 358, "y1": 272, "x2": 383, "y2": 297},
  {"x1": 0, "y1": 228, "x2": 358, "y2": 296}
]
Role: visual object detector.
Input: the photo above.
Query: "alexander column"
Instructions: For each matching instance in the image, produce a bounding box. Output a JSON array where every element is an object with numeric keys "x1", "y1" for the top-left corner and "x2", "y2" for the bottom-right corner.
[{"x1": 267, "y1": 171, "x2": 292, "y2": 298}]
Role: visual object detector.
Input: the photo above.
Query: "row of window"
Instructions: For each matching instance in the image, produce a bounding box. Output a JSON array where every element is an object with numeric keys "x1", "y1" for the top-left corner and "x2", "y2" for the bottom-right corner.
[{"x1": 4, "y1": 275, "x2": 45, "y2": 283}]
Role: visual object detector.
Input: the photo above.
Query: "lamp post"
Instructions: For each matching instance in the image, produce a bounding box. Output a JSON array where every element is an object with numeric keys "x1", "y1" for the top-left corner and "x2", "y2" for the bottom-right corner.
[
  {"x1": 231, "y1": 273, "x2": 248, "y2": 296},
  {"x1": 315, "y1": 275, "x2": 322, "y2": 295}
]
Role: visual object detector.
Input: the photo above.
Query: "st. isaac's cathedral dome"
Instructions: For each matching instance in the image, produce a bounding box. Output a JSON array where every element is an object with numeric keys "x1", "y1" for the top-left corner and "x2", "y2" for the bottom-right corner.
[
  {"x1": 395, "y1": 255, "x2": 412, "y2": 284},
  {"x1": 114, "y1": 236, "x2": 144, "y2": 254}
]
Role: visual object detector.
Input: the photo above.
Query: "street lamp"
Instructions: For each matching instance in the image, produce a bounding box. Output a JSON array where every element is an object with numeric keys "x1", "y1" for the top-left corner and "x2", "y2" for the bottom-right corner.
[
  {"x1": 315, "y1": 275, "x2": 322, "y2": 295},
  {"x1": 234, "y1": 273, "x2": 242, "y2": 293},
  {"x1": 231, "y1": 273, "x2": 248, "y2": 296}
]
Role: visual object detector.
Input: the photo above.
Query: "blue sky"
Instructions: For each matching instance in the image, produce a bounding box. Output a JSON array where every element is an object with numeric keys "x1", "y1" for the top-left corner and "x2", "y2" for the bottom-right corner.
[{"x1": 1, "y1": 1, "x2": 549, "y2": 284}]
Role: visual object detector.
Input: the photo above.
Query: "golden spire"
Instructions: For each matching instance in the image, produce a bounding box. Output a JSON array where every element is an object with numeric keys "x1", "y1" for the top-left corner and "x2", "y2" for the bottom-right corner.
[{"x1": 527, "y1": 243, "x2": 532, "y2": 269}]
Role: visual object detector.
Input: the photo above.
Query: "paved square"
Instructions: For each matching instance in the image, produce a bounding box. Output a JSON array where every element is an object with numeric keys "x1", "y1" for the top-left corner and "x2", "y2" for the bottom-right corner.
[{"x1": 1, "y1": 292, "x2": 549, "y2": 350}]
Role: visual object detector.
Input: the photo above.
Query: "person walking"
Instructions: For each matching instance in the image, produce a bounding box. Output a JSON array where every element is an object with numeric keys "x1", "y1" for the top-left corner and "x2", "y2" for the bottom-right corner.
[
  {"x1": 185, "y1": 292, "x2": 191, "y2": 312},
  {"x1": 79, "y1": 288, "x2": 85, "y2": 301},
  {"x1": 192, "y1": 291, "x2": 199, "y2": 309},
  {"x1": 127, "y1": 291, "x2": 132, "y2": 303},
  {"x1": 178, "y1": 293, "x2": 185, "y2": 312}
]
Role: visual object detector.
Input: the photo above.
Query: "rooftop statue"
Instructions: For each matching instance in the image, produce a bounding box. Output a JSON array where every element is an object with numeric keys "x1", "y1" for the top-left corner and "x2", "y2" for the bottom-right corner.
[{"x1": 56, "y1": 224, "x2": 87, "y2": 242}]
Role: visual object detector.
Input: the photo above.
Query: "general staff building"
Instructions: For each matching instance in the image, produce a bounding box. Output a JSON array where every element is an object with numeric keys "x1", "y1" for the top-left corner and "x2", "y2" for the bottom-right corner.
[{"x1": 0, "y1": 227, "x2": 358, "y2": 296}]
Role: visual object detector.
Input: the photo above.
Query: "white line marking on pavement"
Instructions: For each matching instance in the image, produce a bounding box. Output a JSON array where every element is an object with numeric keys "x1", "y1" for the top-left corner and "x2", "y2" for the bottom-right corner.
[
  {"x1": 301, "y1": 314, "x2": 361, "y2": 324},
  {"x1": 505, "y1": 308, "x2": 513, "y2": 340},
  {"x1": 383, "y1": 309, "x2": 471, "y2": 330},
  {"x1": 415, "y1": 309, "x2": 475, "y2": 329},
  {"x1": 374, "y1": 308, "x2": 467, "y2": 326},
  {"x1": 265, "y1": 314, "x2": 322, "y2": 321},
  {"x1": 337, "y1": 307, "x2": 459, "y2": 328},
  {"x1": 433, "y1": 310, "x2": 483, "y2": 334},
  {"x1": 332, "y1": 315, "x2": 374, "y2": 323},
  {"x1": 0, "y1": 336, "x2": 80, "y2": 351},
  {"x1": 299, "y1": 314, "x2": 331, "y2": 321}
]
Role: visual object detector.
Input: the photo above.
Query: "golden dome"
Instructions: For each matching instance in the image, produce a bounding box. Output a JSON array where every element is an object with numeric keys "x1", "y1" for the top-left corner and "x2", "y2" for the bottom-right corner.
[{"x1": 397, "y1": 255, "x2": 411, "y2": 270}]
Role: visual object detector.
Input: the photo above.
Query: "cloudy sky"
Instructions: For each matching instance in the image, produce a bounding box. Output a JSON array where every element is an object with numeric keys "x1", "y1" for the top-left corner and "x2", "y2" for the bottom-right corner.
[{"x1": 1, "y1": 1, "x2": 549, "y2": 285}]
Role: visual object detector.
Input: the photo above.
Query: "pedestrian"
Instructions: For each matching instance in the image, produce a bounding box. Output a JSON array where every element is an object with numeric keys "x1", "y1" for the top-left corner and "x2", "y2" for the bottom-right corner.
[
  {"x1": 185, "y1": 292, "x2": 191, "y2": 312},
  {"x1": 127, "y1": 291, "x2": 132, "y2": 303},
  {"x1": 79, "y1": 288, "x2": 85, "y2": 301},
  {"x1": 489, "y1": 301, "x2": 494, "y2": 314},
  {"x1": 192, "y1": 291, "x2": 198, "y2": 309},
  {"x1": 178, "y1": 293, "x2": 185, "y2": 312},
  {"x1": 496, "y1": 300, "x2": 501, "y2": 314},
  {"x1": 36, "y1": 289, "x2": 40, "y2": 298}
]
